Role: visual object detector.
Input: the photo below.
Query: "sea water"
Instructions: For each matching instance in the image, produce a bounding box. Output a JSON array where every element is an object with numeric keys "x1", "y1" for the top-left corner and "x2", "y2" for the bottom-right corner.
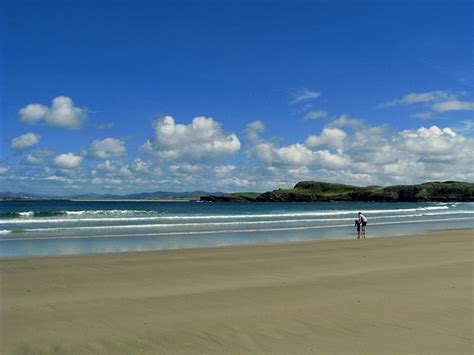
[{"x1": 0, "y1": 200, "x2": 473, "y2": 258}]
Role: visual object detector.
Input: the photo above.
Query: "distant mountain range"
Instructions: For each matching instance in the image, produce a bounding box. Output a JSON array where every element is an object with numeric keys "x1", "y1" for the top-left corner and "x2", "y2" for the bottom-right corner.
[
  {"x1": 3, "y1": 181, "x2": 473, "y2": 202},
  {"x1": 0, "y1": 190, "x2": 227, "y2": 200}
]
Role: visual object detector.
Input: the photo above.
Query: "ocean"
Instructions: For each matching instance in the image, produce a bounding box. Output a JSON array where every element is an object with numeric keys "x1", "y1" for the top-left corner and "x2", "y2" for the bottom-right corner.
[{"x1": 0, "y1": 200, "x2": 473, "y2": 258}]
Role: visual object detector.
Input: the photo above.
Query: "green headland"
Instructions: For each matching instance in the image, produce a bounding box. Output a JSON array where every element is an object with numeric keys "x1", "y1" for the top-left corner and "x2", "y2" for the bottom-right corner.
[{"x1": 201, "y1": 181, "x2": 474, "y2": 202}]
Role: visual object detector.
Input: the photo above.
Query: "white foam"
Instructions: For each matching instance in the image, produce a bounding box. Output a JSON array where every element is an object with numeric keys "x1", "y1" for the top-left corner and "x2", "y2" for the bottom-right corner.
[
  {"x1": 11, "y1": 211, "x2": 474, "y2": 232},
  {"x1": 64, "y1": 210, "x2": 149, "y2": 215},
  {"x1": 2, "y1": 217, "x2": 473, "y2": 242},
  {"x1": 0, "y1": 205, "x2": 458, "y2": 224},
  {"x1": 0, "y1": 229, "x2": 11, "y2": 234},
  {"x1": 1, "y1": 209, "x2": 473, "y2": 227},
  {"x1": 422, "y1": 206, "x2": 449, "y2": 210},
  {"x1": 18, "y1": 211, "x2": 34, "y2": 217}
]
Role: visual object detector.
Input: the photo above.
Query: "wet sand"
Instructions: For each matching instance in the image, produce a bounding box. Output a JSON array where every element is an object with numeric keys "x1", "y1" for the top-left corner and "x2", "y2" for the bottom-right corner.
[{"x1": 1, "y1": 229, "x2": 472, "y2": 354}]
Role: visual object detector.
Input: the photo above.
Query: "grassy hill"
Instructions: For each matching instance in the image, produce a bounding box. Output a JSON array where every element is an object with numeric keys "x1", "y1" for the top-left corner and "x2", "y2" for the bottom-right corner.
[{"x1": 201, "y1": 181, "x2": 474, "y2": 202}]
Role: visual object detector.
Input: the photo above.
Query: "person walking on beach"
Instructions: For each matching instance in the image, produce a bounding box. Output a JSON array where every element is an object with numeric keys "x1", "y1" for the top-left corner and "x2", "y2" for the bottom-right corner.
[
  {"x1": 358, "y1": 212, "x2": 368, "y2": 238},
  {"x1": 354, "y1": 219, "x2": 361, "y2": 239}
]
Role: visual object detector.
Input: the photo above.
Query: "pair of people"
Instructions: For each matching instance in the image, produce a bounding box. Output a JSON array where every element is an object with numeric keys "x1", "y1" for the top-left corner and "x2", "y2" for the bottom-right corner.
[{"x1": 354, "y1": 212, "x2": 367, "y2": 239}]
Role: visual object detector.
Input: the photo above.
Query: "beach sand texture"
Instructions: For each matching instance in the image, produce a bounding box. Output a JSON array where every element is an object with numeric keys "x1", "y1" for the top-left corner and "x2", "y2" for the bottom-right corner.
[{"x1": 1, "y1": 230, "x2": 473, "y2": 354}]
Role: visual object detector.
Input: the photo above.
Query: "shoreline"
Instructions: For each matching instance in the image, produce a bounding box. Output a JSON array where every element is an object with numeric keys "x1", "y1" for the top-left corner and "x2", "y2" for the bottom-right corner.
[
  {"x1": 1, "y1": 229, "x2": 472, "y2": 354},
  {"x1": 1, "y1": 222, "x2": 472, "y2": 260},
  {"x1": 0, "y1": 227, "x2": 474, "y2": 263}
]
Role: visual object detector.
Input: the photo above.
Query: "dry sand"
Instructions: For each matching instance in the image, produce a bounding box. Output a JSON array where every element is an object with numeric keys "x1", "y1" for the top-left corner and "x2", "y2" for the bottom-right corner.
[{"x1": 1, "y1": 230, "x2": 473, "y2": 354}]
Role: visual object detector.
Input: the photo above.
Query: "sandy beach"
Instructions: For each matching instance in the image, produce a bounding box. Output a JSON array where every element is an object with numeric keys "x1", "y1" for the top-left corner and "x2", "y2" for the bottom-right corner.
[{"x1": 1, "y1": 229, "x2": 472, "y2": 354}]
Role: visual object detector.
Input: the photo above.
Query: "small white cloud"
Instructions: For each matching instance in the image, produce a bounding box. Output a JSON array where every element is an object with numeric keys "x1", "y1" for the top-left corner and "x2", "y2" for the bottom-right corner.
[
  {"x1": 214, "y1": 164, "x2": 236, "y2": 176},
  {"x1": 25, "y1": 149, "x2": 53, "y2": 165},
  {"x1": 412, "y1": 111, "x2": 433, "y2": 119},
  {"x1": 432, "y1": 100, "x2": 474, "y2": 112},
  {"x1": 245, "y1": 120, "x2": 265, "y2": 142},
  {"x1": 18, "y1": 96, "x2": 87, "y2": 129},
  {"x1": 0, "y1": 166, "x2": 9, "y2": 174},
  {"x1": 152, "y1": 167, "x2": 163, "y2": 176},
  {"x1": 92, "y1": 177, "x2": 103, "y2": 185},
  {"x1": 93, "y1": 122, "x2": 114, "y2": 130},
  {"x1": 132, "y1": 159, "x2": 150, "y2": 173},
  {"x1": 220, "y1": 177, "x2": 252, "y2": 188},
  {"x1": 46, "y1": 96, "x2": 87, "y2": 129},
  {"x1": 96, "y1": 159, "x2": 116, "y2": 172},
  {"x1": 104, "y1": 178, "x2": 122, "y2": 185},
  {"x1": 54, "y1": 153, "x2": 83, "y2": 169},
  {"x1": 328, "y1": 114, "x2": 364, "y2": 129},
  {"x1": 19, "y1": 104, "x2": 48, "y2": 124},
  {"x1": 169, "y1": 163, "x2": 202, "y2": 174},
  {"x1": 118, "y1": 166, "x2": 133, "y2": 177},
  {"x1": 276, "y1": 143, "x2": 315, "y2": 165},
  {"x1": 305, "y1": 128, "x2": 347, "y2": 149},
  {"x1": 379, "y1": 90, "x2": 456, "y2": 107},
  {"x1": 314, "y1": 150, "x2": 351, "y2": 169},
  {"x1": 44, "y1": 175, "x2": 69, "y2": 182},
  {"x1": 303, "y1": 110, "x2": 328, "y2": 120},
  {"x1": 252, "y1": 141, "x2": 277, "y2": 163},
  {"x1": 141, "y1": 116, "x2": 240, "y2": 162},
  {"x1": 89, "y1": 138, "x2": 127, "y2": 159},
  {"x1": 26, "y1": 155, "x2": 41, "y2": 165},
  {"x1": 291, "y1": 89, "x2": 321, "y2": 104},
  {"x1": 10, "y1": 132, "x2": 41, "y2": 150}
]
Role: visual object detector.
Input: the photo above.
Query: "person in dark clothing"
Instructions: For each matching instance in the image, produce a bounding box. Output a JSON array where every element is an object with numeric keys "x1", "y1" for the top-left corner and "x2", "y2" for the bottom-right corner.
[{"x1": 354, "y1": 219, "x2": 361, "y2": 239}]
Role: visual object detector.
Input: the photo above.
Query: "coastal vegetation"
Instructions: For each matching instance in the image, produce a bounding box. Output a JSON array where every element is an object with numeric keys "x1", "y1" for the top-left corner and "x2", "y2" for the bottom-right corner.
[{"x1": 201, "y1": 181, "x2": 474, "y2": 202}]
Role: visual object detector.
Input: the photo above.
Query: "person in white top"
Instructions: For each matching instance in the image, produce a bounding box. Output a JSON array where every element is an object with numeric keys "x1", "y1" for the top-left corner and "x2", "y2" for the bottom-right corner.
[{"x1": 358, "y1": 212, "x2": 368, "y2": 239}]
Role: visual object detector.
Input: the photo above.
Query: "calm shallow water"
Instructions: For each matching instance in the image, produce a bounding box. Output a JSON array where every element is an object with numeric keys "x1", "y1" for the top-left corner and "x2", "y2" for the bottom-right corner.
[{"x1": 1, "y1": 200, "x2": 473, "y2": 258}]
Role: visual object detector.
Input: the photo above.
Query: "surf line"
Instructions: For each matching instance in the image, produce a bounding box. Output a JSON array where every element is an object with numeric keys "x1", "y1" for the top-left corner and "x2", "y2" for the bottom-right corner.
[
  {"x1": 7, "y1": 211, "x2": 474, "y2": 232},
  {"x1": 1, "y1": 217, "x2": 473, "y2": 242},
  {"x1": 1, "y1": 210, "x2": 473, "y2": 226},
  {"x1": 0, "y1": 206, "x2": 452, "y2": 223}
]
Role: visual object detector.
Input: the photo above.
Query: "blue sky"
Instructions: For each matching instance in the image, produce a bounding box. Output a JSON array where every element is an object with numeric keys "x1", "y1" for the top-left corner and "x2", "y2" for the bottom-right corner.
[{"x1": 1, "y1": 0, "x2": 473, "y2": 194}]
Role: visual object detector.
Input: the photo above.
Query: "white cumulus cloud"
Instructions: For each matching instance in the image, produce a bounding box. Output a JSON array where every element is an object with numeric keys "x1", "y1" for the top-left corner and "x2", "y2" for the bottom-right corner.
[
  {"x1": 89, "y1": 138, "x2": 127, "y2": 159},
  {"x1": 54, "y1": 153, "x2": 83, "y2": 169},
  {"x1": 314, "y1": 150, "x2": 351, "y2": 169},
  {"x1": 18, "y1": 96, "x2": 87, "y2": 129},
  {"x1": 305, "y1": 127, "x2": 347, "y2": 149},
  {"x1": 247, "y1": 119, "x2": 474, "y2": 186},
  {"x1": 140, "y1": 116, "x2": 241, "y2": 162},
  {"x1": 276, "y1": 143, "x2": 315, "y2": 165},
  {"x1": 399, "y1": 126, "x2": 462, "y2": 156},
  {"x1": 10, "y1": 132, "x2": 41, "y2": 150},
  {"x1": 19, "y1": 104, "x2": 48, "y2": 124}
]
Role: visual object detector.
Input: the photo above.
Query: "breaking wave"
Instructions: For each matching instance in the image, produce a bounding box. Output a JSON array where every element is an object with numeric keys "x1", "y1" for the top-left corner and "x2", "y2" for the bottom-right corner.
[{"x1": 0, "y1": 205, "x2": 450, "y2": 221}]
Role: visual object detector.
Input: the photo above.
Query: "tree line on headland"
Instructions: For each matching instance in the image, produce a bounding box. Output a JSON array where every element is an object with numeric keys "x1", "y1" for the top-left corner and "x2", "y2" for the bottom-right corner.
[{"x1": 200, "y1": 181, "x2": 474, "y2": 202}]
